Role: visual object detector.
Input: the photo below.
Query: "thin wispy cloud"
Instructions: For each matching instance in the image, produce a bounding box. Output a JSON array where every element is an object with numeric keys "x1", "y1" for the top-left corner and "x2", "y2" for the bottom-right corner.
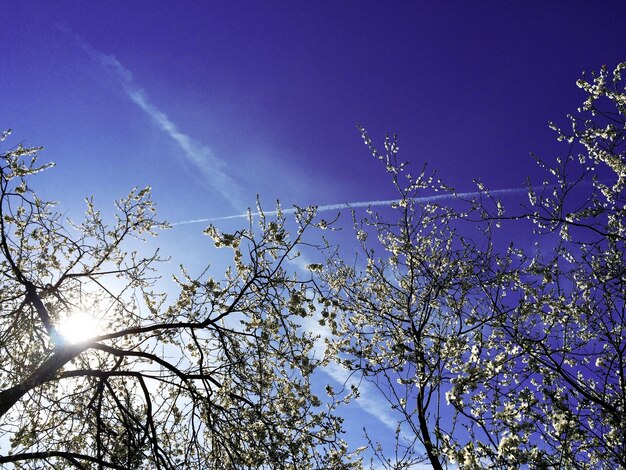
[
  {"x1": 172, "y1": 185, "x2": 530, "y2": 226},
  {"x1": 64, "y1": 29, "x2": 406, "y2": 434},
  {"x1": 299, "y1": 314, "x2": 401, "y2": 432},
  {"x1": 300, "y1": 313, "x2": 420, "y2": 456},
  {"x1": 324, "y1": 363, "x2": 400, "y2": 431},
  {"x1": 69, "y1": 32, "x2": 244, "y2": 210}
]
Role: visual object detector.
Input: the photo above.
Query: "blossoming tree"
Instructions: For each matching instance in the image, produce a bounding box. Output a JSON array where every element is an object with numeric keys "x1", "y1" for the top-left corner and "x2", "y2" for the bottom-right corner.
[
  {"x1": 0, "y1": 131, "x2": 356, "y2": 469},
  {"x1": 319, "y1": 62, "x2": 625, "y2": 468}
]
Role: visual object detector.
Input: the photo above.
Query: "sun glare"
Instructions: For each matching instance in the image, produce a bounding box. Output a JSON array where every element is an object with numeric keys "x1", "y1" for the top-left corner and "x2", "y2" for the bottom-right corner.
[{"x1": 58, "y1": 311, "x2": 102, "y2": 344}]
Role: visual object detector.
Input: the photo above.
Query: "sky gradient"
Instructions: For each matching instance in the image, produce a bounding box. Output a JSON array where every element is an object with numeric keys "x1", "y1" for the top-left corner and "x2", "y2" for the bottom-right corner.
[{"x1": 3, "y1": 1, "x2": 626, "y2": 464}]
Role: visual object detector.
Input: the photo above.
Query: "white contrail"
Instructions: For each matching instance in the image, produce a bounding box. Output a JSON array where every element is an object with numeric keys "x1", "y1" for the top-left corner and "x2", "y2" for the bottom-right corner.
[
  {"x1": 172, "y1": 185, "x2": 530, "y2": 226},
  {"x1": 72, "y1": 36, "x2": 244, "y2": 210}
]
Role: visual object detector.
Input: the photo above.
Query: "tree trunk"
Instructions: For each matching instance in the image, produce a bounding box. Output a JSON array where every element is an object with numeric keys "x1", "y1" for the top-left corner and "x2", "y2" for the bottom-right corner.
[{"x1": 0, "y1": 344, "x2": 84, "y2": 419}]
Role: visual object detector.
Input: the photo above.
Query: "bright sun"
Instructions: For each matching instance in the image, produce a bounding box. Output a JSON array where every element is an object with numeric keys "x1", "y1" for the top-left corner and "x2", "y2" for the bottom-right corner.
[{"x1": 57, "y1": 311, "x2": 102, "y2": 344}]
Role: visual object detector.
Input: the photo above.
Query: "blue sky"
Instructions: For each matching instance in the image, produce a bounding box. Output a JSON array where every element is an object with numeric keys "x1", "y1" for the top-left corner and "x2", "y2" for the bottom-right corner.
[{"x1": 3, "y1": 1, "x2": 626, "y2": 464}]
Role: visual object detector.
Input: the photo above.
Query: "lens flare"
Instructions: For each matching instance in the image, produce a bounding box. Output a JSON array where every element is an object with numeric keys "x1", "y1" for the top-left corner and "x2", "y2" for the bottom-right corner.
[{"x1": 57, "y1": 311, "x2": 102, "y2": 344}]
